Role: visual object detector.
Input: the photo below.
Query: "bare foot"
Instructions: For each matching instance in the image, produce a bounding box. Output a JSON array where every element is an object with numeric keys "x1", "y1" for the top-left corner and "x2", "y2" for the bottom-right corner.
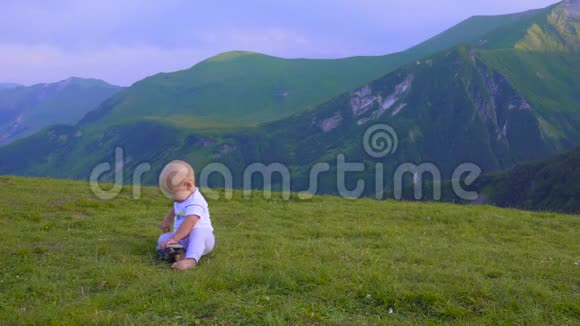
[{"x1": 171, "y1": 258, "x2": 197, "y2": 270}]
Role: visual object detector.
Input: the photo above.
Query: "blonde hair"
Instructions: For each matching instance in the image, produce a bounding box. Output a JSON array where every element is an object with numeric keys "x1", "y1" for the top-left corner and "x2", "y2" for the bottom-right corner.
[{"x1": 159, "y1": 160, "x2": 195, "y2": 194}]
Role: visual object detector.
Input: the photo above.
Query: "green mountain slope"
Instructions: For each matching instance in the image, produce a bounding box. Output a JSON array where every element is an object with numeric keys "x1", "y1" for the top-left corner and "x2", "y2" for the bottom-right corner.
[
  {"x1": 451, "y1": 147, "x2": 580, "y2": 213},
  {"x1": 0, "y1": 77, "x2": 121, "y2": 145},
  {"x1": 481, "y1": 147, "x2": 580, "y2": 213},
  {"x1": 79, "y1": 51, "x2": 411, "y2": 130},
  {"x1": 405, "y1": 6, "x2": 552, "y2": 56},
  {"x1": 205, "y1": 45, "x2": 579, "y2": 193},
  {"x1": 478, "y1": 49, "x2": 580, "y2": 150},
  {"x1": 478, "y1": 0, "x2": 580, "y2": 51},
  {"x1": 0, "y1": 176, "x2": 578, "y2": 323}
]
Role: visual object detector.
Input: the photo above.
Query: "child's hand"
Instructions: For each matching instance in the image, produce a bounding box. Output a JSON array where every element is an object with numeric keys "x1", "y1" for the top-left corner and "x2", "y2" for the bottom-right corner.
[
  {"x1": 159, "y1": 221, "x2": 171, "y2": 232},
  {"x1": 167, "y1": 238, "x2": 178, "y2": 247},
  {"x1": 160, "y1": 238, "x2": 178, "y2": 250}
]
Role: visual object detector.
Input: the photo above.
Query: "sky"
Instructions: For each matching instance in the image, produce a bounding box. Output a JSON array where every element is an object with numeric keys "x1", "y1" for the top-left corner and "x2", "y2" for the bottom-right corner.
[{"x1": 0, "y1": 0, "x2": 559, "y2": 86}]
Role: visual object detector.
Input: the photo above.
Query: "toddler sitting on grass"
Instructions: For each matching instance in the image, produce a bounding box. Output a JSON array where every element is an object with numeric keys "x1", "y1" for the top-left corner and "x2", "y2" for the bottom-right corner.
[{"x1": 157, "y1": 160, "x2": 215, "y2": 270}]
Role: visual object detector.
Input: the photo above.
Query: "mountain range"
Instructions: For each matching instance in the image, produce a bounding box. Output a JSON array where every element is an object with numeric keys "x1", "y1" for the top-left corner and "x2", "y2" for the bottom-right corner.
[
  {"x1": 0, "y1": 77, "x2": 121, "y2": 145},
  {"x1": 0, "y1": 0, "x2": 578, "y2": 212}
]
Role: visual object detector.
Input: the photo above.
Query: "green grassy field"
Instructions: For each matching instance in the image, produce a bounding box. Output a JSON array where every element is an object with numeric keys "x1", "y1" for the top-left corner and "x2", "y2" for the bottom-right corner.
[{"x1": 0, "y1": 176, "x2": 578, "y2": 324}]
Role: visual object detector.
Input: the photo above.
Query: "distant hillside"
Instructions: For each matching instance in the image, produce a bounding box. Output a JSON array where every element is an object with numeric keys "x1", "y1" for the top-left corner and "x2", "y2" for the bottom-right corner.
[
  {"x1": 79, "y1": 51, "x2": 411, "y2": 131},
  {"x1": 457, "y1": 147, "x2": 580, "y2": 213},
  {"x1": 0, "y1": 77, "x2": 121, "y2": 145},
  {"x1": 409, "y1": 0, "x2": 579, "y2": 54},
  {"x1": 405, "y1": 5, "x2": 552, "y2": 57},
  {"x1": 479, "y1": 147, "x2": 580, "y2": 213},
  {"x1": 484, "y1": 0, "x2": 580, "y2": 51}
]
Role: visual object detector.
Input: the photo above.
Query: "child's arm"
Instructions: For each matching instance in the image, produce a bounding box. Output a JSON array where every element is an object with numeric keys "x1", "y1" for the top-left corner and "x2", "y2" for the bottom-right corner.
[
  {"x1": 167, "y1": 215, "x2": 200, "y2": 243},
  {"x1": 159, "y1": 208, "x2": 175, "y2": 232}
]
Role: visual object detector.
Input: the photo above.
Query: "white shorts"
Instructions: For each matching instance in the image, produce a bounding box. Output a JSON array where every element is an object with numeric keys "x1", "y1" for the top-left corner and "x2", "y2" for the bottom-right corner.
[{"x1": 158, "y1": 228, "x2": 215, "y2": 263}]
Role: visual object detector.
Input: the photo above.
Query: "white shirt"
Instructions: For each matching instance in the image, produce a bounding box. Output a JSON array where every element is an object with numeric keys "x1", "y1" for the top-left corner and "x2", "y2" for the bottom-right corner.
[{"x1": 173, "y1": 189, "x2": 213, "y2": 232}]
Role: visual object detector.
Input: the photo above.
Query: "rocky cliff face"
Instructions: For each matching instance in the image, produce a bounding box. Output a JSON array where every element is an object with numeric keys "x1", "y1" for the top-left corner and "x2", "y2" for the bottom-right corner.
[{"x1": 469, "y1": 51, "x2": 553, "y2": 164}]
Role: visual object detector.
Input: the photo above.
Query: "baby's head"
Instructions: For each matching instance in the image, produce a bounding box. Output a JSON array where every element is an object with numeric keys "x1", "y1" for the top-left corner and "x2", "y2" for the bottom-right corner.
[{"x1": 159, "y1": 160, "x2": 196, "y2": 202}]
